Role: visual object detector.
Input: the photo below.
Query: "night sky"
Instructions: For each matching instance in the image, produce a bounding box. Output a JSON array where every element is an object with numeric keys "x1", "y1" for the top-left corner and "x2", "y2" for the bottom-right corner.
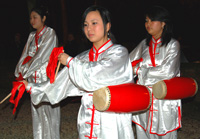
[{"x1": 1, "y1": 0, "x2": 200, "y2": 62}]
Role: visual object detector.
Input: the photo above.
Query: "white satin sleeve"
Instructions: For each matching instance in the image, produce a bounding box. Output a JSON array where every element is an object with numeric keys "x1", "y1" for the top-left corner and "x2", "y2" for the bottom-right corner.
[
  {"x1": 15, "y1": 29, "x2": 58, "y2": 79},
  {"x1": 14, "y1": 33, "x2": 34, "y2": 78},
  {"x1": 139, "y1": 40, "x2": 181, "y2": 86},
  {"x1": 68, "y1": 45, "x2": 133, "y2": 91},
  {"x1": 27, "y1": 67, "x2": 83, "y2": 105},
  {"x1": 129, "y1": 39, "x2": 145, "y2": 62}
]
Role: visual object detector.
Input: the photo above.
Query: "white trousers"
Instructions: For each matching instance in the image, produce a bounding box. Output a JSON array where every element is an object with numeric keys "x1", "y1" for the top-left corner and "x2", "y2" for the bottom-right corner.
[{"x1": 135, "y1": 124, "x2": 177, "y2": 139}]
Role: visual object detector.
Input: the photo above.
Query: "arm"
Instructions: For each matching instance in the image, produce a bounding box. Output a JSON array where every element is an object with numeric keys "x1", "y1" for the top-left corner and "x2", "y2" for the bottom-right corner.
[
  {"x1": 129, "y1": 40, "x2": 145, "y2": 76},
  {"x1": 68, "y1": 45, "x2": 133, "y2": 91},
  {"x1": 138, "y1": 40, "x2": 181, "y2": 86},
  {"x1": 21, "y1": 29, "x2": 58, "y2": 78},
  {"x1": 26, "y1": 67, "x2": 82, "y2": 105}
]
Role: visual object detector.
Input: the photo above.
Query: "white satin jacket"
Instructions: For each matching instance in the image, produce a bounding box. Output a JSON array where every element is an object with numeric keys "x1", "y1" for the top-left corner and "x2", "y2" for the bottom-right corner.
[
  {"x1": 27, "y1": 39, "x2": 135, "y2": 139},
  {"x1": 15, "y1": 26, "x2": 60, "y2": 139},
  {"x1": 129, "y1": 37, "x2": 182, "y2": 135}
]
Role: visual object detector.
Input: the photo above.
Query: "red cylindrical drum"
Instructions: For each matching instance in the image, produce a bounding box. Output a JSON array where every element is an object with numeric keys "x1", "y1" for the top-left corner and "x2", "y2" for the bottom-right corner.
[
  {"x1": 152, "y1": 77, "x2": 198, "y2": 99},
  {"x1": 93, "y1": 83, "x2": 152, "y2": 113}
]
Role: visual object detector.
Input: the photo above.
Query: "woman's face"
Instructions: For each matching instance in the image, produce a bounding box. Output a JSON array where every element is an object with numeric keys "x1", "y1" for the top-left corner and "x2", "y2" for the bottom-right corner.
[
  {"x1": 84, "y1": 11, "x2": 110, "y2": 48},
  {"x1": 145, "y1": 16, "x2": 165, "y2": 39},
  {"x1": 30, "y1": 11, "x2": 45, "y2": 32}
]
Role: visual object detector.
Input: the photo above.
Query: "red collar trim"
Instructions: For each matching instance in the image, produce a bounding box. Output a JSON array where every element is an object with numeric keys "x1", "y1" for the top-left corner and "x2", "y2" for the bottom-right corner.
[
  {"x1": 152, "y1": 36, "x2": 162, "y2": 44},
  {"x1": 89, "y1": 39, "x2": 113, "y2": 62},
  {"x1": 93, "y1": 39, "x2": 111, "y2": 52}
]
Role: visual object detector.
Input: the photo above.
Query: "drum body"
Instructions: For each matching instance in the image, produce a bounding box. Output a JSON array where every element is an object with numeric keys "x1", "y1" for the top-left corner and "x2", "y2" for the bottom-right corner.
[
  {"x1": 93, "y1": 83, "x2": 151, "y2": 113},
  {"x1": 152, "y1": 77, "x2": 198, "y2": 99}
]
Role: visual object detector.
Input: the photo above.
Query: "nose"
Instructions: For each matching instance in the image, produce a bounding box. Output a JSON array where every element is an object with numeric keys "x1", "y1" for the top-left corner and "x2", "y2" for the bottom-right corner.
[
  {"x1": 30, "y1": 18, "x2": 33, "y2": 24},
  {"x1": 87, "y1": 24, "x2": 91, "y2": 31}
]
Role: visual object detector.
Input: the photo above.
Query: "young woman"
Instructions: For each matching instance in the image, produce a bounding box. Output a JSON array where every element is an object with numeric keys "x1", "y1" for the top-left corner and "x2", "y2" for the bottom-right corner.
[
  {"x1": 24, "y1": 5, "x2": 134, "y2": 139},
  {"x1": 129, "y1": 6, "x2": 181, "y2": 139},
  {"x1": 15, "y1": 7, "x2": 60, "y2": 139}
]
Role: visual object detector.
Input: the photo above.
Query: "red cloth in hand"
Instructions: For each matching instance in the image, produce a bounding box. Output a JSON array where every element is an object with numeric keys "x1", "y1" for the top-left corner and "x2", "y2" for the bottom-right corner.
[
  {"x1": 15, "y1": 56, "x2": 33, "y2": 81},
  {"x1": 46, "y1": 47, "x2": 64, "y2": 83},
  {"x1": 15, "y1": 73, "x2": 24, "y2": 81},
  {"x1": 9, "y1": 81, "x2": 26, "y2": 114},
  {"x1": 131, "y1": 58, "x2": 143, "y2": 67}
]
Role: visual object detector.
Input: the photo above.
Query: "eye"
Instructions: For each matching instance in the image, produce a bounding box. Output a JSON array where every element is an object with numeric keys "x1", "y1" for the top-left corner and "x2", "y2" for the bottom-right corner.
[
  {"x1": 84, "y1": 23, "x2": 88, "y2": 27},
  {"x1": 92, "y1": 22, "x2": 97, "y2": 25}
]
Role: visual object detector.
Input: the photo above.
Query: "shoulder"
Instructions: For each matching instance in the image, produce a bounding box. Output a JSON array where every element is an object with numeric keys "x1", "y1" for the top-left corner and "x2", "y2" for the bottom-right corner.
[
  {"x1": 140, "y1": 39, "x2": 146, "y2": 45},
  {"x1": 167, "y1": 38, "x2": 180, "y2": 48},
  {"x1": 165, "y1": 38, "x2": 180, "y2": 51},
  {"x1": 110, "y1": 44, "x2": 129, "y2": 53},
  {"x1": 45, "y1": 26, "x2": 57, "y2": 36},
  {"x1": 76, "y1": 49, "x2": 90, "y2": 59},
  {"x1": 29, "y1": 31, "x2": 36, "y2": 36}
]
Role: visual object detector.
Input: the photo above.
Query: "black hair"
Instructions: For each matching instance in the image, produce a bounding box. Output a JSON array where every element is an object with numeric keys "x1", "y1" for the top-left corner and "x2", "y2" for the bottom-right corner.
[
  {"x1": 31, "y1": 6, "x2": 49, "y2": 24},
  {"x1": 81, "y1": 5, "x2": 116, "y2": 43},
  {"x1": 145, "y1": 6, "x2": 173, "y2": 46}
]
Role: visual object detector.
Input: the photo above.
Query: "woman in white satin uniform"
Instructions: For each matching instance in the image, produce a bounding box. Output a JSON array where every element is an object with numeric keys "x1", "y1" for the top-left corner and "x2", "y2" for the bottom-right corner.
[
  {"x1": 15, "y1": 7, "x2": 60, "y2": 139},
  {"x1": 23, "y1": 5, "x2": 134, "y2": 139},
  {"x1": 129, "y1": 6, "x2": 181, "y2": 139}
]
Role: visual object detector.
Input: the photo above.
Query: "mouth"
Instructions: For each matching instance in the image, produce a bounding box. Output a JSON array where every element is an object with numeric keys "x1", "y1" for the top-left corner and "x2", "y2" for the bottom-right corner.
[
  {"x1": 146, "y1": 27, "x2": 150, "y2": 30},
  {"x1": 88, "y1": 34, "x2": 94, "y2": 37}
]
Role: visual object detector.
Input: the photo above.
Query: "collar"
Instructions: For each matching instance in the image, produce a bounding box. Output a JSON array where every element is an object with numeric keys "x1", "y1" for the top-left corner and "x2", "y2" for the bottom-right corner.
[
  {"x1": 92, "y1": 39, "x2": 113, "y2": 54},
  {"x1": 89, "y1": 39, "x2": 113, "y2": 62},
  {"x1": 36, "y1": 26, "x2": 47, "y2": 38},
  {"x1": 152, "y1": 36, "x2": 162, "y2": 44}
]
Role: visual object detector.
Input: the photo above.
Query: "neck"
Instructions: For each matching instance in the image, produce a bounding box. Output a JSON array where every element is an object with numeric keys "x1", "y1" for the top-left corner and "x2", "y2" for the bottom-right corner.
[
  {"x1": 93, "y1": 37, "x2": 108, "y2": 50},
  {"x1": 153, "y1": 34, "x2": 161, "y2": 40},
  {"x1": 36, "y1": 25, "x2": 45, "y2": 34}
]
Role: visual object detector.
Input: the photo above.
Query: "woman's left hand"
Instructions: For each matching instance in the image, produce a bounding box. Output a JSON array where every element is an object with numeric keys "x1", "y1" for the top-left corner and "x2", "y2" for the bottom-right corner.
[
  {"x1": 58, "y1": 53, "x2": 69, "y2": 65},
  {"x1": 17, "y1": 80, "x2": 28, "y2": 90},
  {"x1": 22, "y1": 80, "x2": 28, "y2": 88}
]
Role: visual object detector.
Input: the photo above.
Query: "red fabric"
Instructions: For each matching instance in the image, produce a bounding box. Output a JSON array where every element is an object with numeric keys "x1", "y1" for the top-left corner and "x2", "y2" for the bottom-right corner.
[
  {"x1": 131, "y1": 58, "x2": 143, "y2": 67},
  {"x1": 149, "y1": 39, "x2": 156, "y2": 67},
  {"x1": 22, "y1": 56, "x2": 32, "y2": 65},
  {"x1": 89, "y1": 47, "x2": 94, "y2": 62},
  {"x1": 9, "y1": 81, "x2": 26, "y2": 114},
  {"x1": 16, "y1": 56, "x2": 33, "y2": 81},
  {"x1": 46, "y1": 47, "x2": 64, "y2": 83},
  {"x1": 15, "y1": 73, "x2": 24, "y2": 81},
  {"x1": 148, "y1": 38, "x2": 161, "y2": 67}
]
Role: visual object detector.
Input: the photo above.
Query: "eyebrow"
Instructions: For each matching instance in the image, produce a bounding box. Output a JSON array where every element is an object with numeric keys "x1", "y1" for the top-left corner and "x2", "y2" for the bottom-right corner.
[{"x1": 85, "y1": 19, "x2": 98, "y2": 23}]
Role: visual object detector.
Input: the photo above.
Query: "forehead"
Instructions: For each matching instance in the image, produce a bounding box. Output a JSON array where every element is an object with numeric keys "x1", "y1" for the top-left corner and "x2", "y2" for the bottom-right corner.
[
  {"x1": 85, "y1": 11, "x2": 102, "y2": 22},
  {"x1": 30, "y1": 11, "x2": 40, "y2": 17}
]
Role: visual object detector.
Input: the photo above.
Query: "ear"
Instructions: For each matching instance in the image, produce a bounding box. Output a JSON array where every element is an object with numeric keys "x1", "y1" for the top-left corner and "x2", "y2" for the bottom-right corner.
[
  {"x1": 161, "y1": 22, "x2": 165, "y2": 29},
  {"x1": 106, "y1": 22, "x2": 111, "y2": 32},
  {"x1": 42, "y1": 16, "x2": 46, "y2": 23}
]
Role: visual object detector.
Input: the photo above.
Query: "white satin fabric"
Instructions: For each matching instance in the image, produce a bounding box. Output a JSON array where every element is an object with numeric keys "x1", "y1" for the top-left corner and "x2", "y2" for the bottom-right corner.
[
  {"x1": 15, "y1": 26, "x2": 60, "y2": 139},
  {"x1": 28, "y1": 40, "x2": 135, "y2": 139},
  {"x1": 129, "y1": 38, "x2": 182, "y2": 136}
]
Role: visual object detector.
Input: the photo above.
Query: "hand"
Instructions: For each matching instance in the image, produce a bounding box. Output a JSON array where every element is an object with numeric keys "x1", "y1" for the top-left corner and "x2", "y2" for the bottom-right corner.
[
  {"x1": 18, "y1": 80, "x2": 28, "y2": 90},
  {"x1": 22, "y1": 80, "x2": 28, "y2": 88},
  {"x1": 58, "y1": 53, "x2": 69, "y2": 65}
]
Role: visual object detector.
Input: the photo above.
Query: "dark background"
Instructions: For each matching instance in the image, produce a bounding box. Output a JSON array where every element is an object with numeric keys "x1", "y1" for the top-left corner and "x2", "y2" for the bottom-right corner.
[{"x1": 0, "y1": 0, "x2": 200, "y2": 62}]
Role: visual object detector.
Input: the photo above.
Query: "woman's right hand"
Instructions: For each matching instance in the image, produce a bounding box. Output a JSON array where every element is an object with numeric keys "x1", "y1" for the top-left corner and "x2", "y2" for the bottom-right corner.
[{"x1": 58, "y1": 53, "x2": 69, "y2": 65}]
